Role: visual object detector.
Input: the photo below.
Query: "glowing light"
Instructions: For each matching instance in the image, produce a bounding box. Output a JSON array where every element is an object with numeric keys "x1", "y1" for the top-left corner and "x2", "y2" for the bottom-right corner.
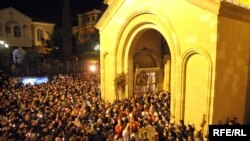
[
  {"x1": 22, "y1": 77, "x2": 48, "y2": 85},
  {"x1": 94, "y1": 44, "x2": 100, "y2": 50},
  {"x1": 89, "y1": 64, "x2": 97, "y2": 72},
  {"x1": 0, "y1": 40, "x2": 9, "y2": 48},
  {"x1": 4, "y1": 44, "x2": 9, "y2": 48},
  {"x1": 22, "y1": 78, "x2": 36, "y2": 85}
]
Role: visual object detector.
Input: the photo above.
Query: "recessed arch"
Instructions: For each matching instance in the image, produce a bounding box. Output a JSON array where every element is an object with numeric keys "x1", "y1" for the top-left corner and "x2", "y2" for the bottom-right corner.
[
  {"x1": 133, "y1": 48, "x2": 160, "y2": 68},
  {"x1": 13, "y1": 25, "x2": 21, "y2": 37},
  {"x1": 114, "y1": 10, "x2": 181, "y2": 117},
  {"x1": 35, "y1": 26, "x2": 46, "y2": 43},
  {"x1": 115, "y1": 11, "x2": 180, "y2": 73},
  {"x1": 180, "y1": 48, "x2": 213, "y2": 134}
]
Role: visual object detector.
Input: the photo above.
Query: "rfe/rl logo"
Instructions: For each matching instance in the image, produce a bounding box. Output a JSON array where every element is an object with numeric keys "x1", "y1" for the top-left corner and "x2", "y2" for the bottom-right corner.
[{"x1": 213, "y1": 129, "x2": 247, "y2": 136}]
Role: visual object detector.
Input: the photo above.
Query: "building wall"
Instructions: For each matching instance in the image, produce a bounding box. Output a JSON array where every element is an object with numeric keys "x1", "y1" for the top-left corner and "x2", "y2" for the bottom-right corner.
[
  {"x1": 237, "y1": 0, "x2": 250, "y2": 5},
  {"x1": 0, "y1": 7, "x2": 32, "y2": 47},
  {"x1": 214, "y1": 13, "x2": 250, "y2": 124},
  {"x1": 31, "y1": 22, "x2": 54, "y2": 47},
  {"x1": 0, "y1": 7, "x2": 55, "y2": 52},
  {"x1": 97, "y1": 0, "x2": 250, "y2": 131},
  {"x1": 73, "y1": 9, "x2": 102, "y2": 44},
  {"x1": 97, "y1": 0, "x2": 217, "y2": 131}
]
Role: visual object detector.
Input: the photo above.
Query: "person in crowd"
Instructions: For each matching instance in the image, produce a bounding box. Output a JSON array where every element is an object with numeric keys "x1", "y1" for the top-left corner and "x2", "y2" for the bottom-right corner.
[{"x1": 0, "y1": 73, "x2": 238, "y2": 141}]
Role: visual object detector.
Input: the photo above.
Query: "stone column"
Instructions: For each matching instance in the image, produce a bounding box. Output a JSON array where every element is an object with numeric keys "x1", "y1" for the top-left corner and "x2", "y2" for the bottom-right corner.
[{"x1": 163, "y1": 55, "x2": 171, "y2": 92}]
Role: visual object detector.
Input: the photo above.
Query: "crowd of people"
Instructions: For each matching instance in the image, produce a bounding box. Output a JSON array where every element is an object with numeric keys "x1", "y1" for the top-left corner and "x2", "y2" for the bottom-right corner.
[
  {"x1": 0, "y1": 70, "x2": 9, "y2": 89},
  {"x1": 0, "y1": 72, "x2": 239, "y2": 141}
]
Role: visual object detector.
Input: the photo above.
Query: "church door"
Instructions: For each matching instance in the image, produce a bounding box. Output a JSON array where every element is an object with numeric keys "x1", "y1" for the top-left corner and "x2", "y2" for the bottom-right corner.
[{"x1": 134, "y1": 67, "x2": 159, "y2": 95}]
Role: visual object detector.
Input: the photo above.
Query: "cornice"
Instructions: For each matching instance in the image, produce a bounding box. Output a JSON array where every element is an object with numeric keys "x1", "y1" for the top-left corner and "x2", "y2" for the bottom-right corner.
[
  {"x1": 219, "y1": 0, "x2": 250, "y2": 23},
  {"x1": 186, "y1": 0, "x2": 221, "y2": 14},
  {"x1": 187, "y1": 0, "x2": 250, "y2": 23},
  {"x1": 95, "y1": 0, "x2": 125, "y2": 31}
]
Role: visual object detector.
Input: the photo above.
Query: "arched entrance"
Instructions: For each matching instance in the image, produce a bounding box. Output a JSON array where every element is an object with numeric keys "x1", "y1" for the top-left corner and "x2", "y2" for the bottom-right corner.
[
  {"x1": 127, "y1": 29, "x2": 171, "y2": 97},
  {"x1": 112, "y1": 12, "x2": 181, "y2": 122}
]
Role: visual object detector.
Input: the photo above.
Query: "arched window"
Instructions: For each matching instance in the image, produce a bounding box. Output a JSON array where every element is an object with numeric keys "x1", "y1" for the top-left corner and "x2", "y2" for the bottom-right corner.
[
  {"x1": 37, "y1": 28, "x2": 44, "y2": 41},
  {"x1": 5, "y1": 25, "x2": 11, "y2": 34},
  {"x1": 14, "y1": 26, "x2": 21, "y2": 37}
]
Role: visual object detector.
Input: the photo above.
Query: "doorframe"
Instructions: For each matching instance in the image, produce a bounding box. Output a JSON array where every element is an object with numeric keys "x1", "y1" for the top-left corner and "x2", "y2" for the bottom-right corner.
[{"x1": 134, "y1": 67, "x2": 160, "y2": 94}]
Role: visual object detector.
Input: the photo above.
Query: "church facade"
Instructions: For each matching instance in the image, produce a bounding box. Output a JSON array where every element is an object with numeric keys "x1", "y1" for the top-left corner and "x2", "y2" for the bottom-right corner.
[
  {"x1": 0, "y1": 7, "x2": 55, "y2": 54},
  {"x1": 96, "y1": 0, "x2": 250, "y2": 134}
]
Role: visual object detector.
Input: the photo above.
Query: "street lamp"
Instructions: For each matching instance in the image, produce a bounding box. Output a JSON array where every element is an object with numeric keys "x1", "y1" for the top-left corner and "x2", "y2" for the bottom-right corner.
[
  {"x1": 4, "y1": 44, "x2": 9, "y2": 48},
  {"x1": 0, "y1": 40, "x2": 9, "y2": 48},
  {"x1": 89, "y1": 64, "x2": 97, "y2": 73},
  {"x1": 0, "y1": 40, "x2": 4, "y2": 48},
  {"x1": 94, "y1": 44, "x2": 100, "y2": 51},
  {"x1": 0, "y1": 40, "x2": 10, "y2": 73}
]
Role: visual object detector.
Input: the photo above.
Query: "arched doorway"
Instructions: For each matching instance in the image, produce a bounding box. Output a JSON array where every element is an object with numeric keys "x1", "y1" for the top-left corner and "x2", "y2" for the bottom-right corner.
[
  {"x1": 99, "y1": 11, "x2": 181, "y2": 122},
  {"x1": 127, "y1": 29, "x2": 171, "y2": 97}
]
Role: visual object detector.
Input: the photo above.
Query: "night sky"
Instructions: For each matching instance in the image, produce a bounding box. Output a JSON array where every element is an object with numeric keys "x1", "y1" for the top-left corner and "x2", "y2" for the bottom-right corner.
[{"x1": 0, "y1": 0, "x2": 105, "y2": 27}]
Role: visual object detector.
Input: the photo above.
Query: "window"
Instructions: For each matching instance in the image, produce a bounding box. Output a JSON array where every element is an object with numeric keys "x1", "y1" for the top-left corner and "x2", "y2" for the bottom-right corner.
[
  {"x1": 14, "y1": 26, "x2": 21, "y2": 37},
  {"x1": 37, "y1": 28, "x2": 44, "y2": 41},
  {"x1": 5, "y1": 25, "x2": 11, "y2": 34}
]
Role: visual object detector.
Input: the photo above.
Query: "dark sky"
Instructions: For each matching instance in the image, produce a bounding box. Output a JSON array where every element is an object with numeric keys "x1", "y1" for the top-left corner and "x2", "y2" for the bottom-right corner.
[{"x1": 0, "y1": 0, "x2": 105, "y2": 27}]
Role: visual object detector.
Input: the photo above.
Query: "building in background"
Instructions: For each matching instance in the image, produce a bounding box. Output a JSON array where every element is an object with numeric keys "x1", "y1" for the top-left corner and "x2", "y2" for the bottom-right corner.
[
  {"x1": 72, "y1": 9, "x2": 102, "y2": 45},
  {"x1": 31, "y1": 21, "x2": 55, "y2": 54},
  {"x1": 72, "y1": 9, "x2": 102, "y2": 72},
  {"x1": 0, "y1": 7, "x2": 55, "y2": 75},
  {"x1": 0, "y1": 7, "x2": 55, "y2": 54}
]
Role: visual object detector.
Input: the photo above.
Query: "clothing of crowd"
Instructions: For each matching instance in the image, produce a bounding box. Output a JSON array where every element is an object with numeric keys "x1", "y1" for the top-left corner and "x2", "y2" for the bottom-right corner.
[
  {"x1": 0, "y1": 73, "x2": 237, "y2": 141},
  {"x1": 0, "y1": 70, "x2": 9, "y2": 89}
]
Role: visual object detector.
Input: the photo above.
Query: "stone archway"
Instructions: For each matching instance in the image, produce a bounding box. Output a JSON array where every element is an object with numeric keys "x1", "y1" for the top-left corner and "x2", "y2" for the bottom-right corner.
[{"x1": 114, "y1": 11, "x2": 181, "y2": 121}]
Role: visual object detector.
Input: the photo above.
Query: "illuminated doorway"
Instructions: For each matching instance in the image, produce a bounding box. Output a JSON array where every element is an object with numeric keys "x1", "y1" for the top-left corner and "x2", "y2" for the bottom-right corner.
[
  {"x1": 135, "y1": 68, "x2": 158, "y2": 94},
  {"x1": 128, "y1": 29, "x2": 171, "y2": 97}
]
